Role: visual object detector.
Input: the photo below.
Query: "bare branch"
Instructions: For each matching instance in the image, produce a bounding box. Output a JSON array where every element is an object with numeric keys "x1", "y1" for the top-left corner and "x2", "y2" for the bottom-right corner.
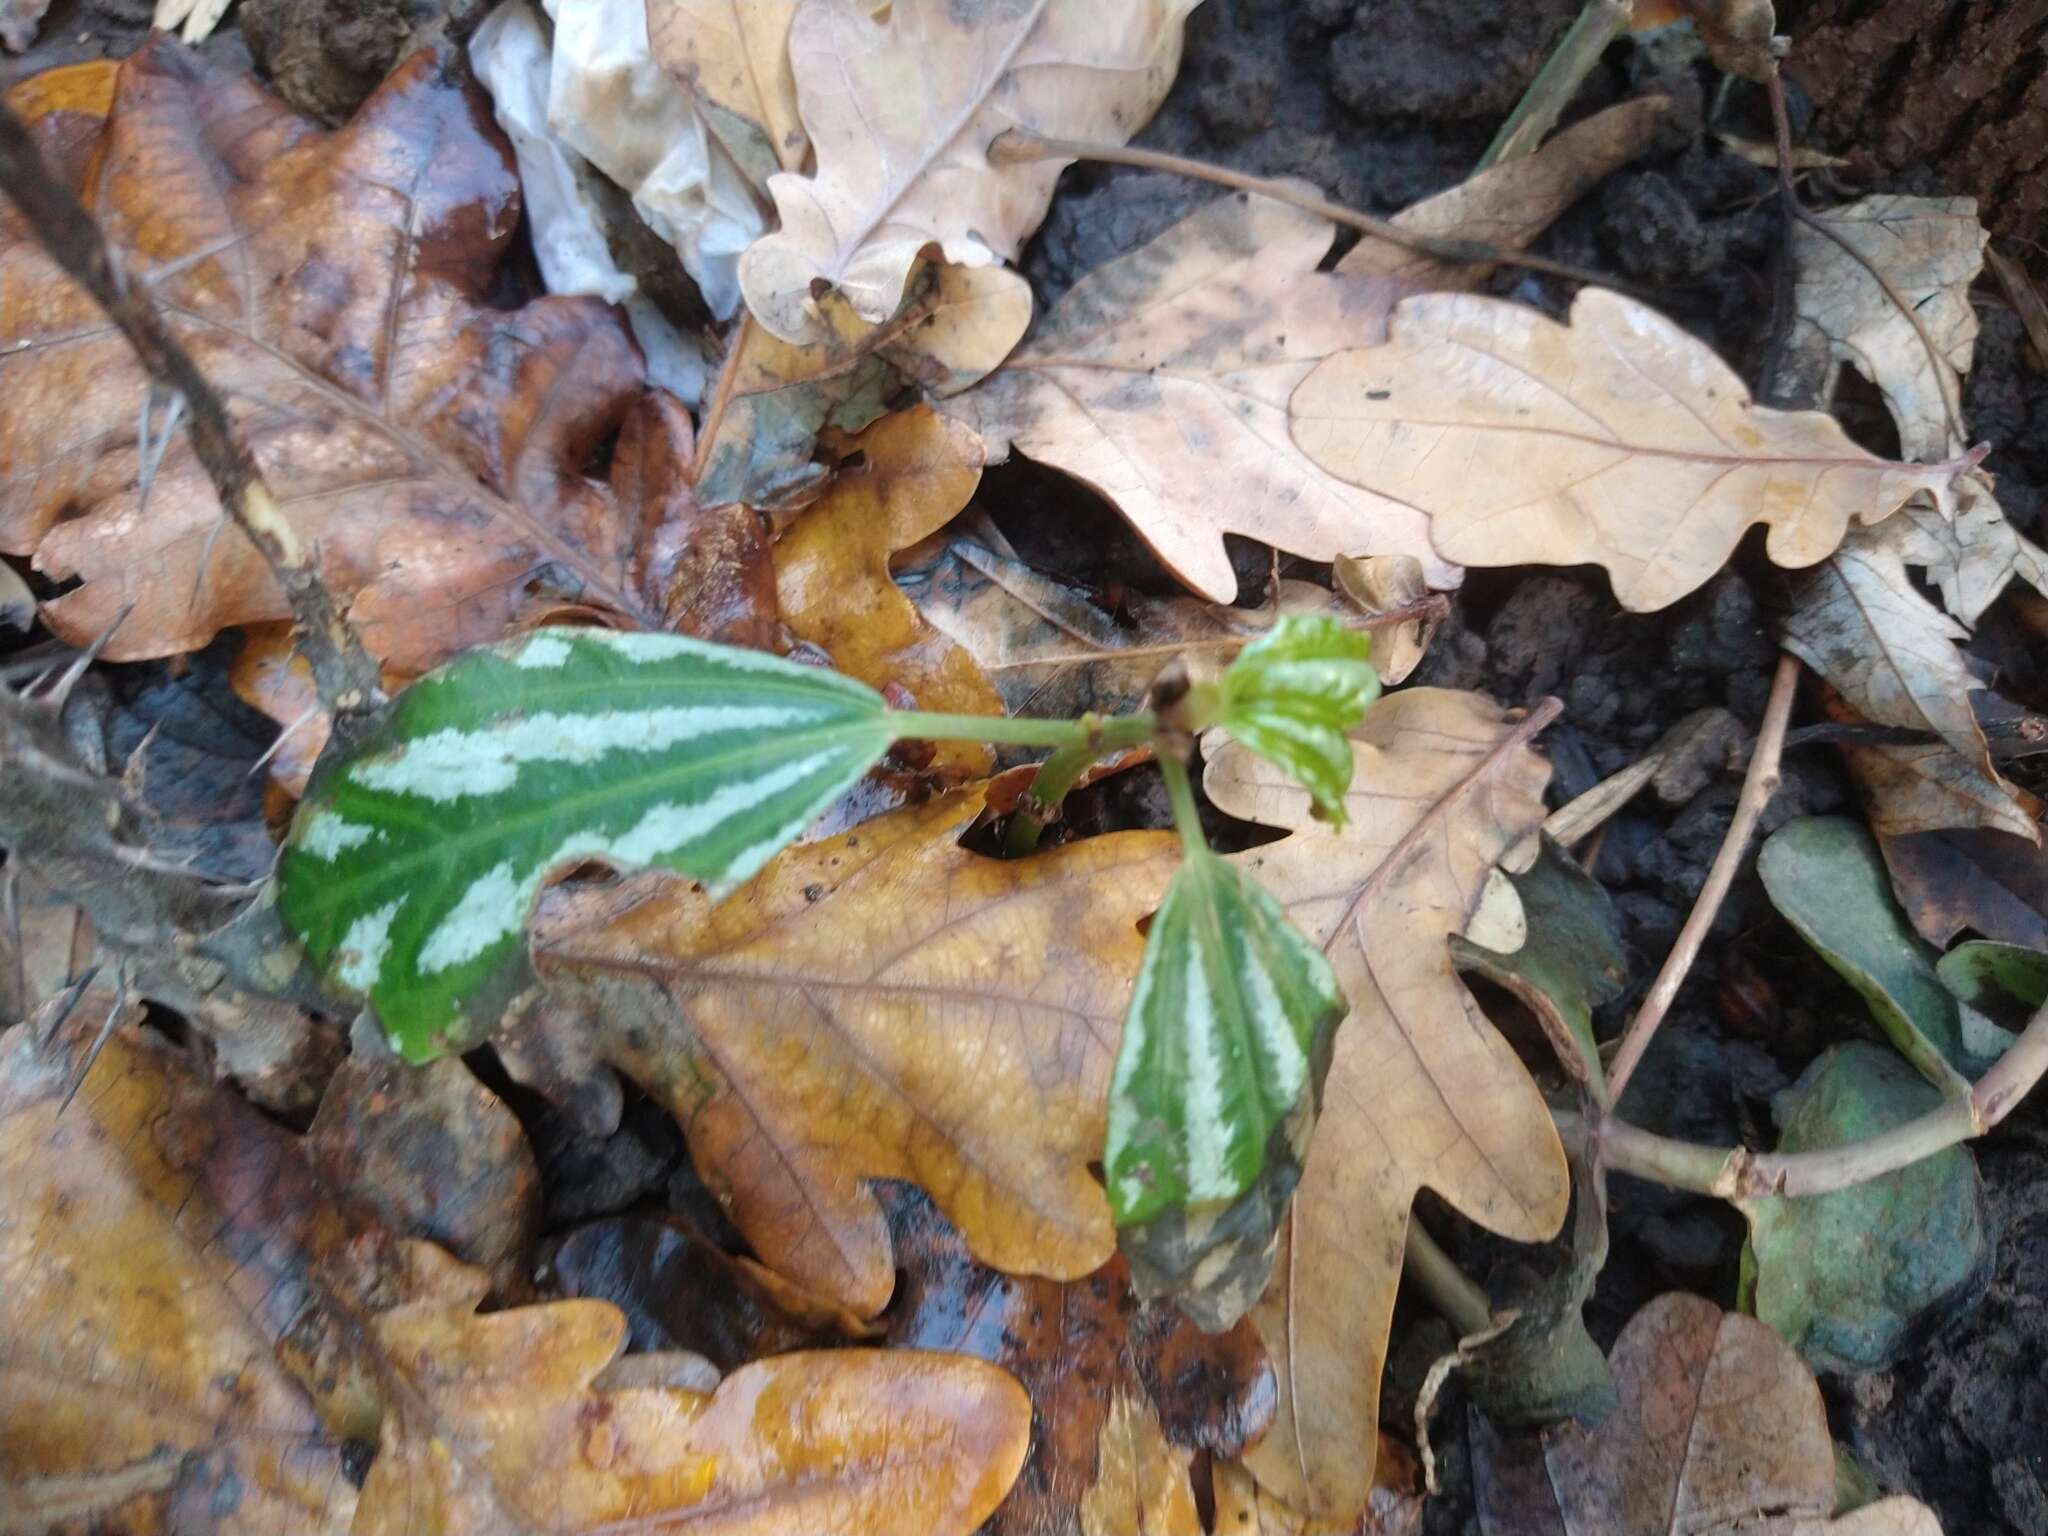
[
  {"x1": 0, "y1": 95, "x2": 383, "y2": 728},
  {"x1": 1607, "y1": 653, "x2": 1801, "y2": 1102}
]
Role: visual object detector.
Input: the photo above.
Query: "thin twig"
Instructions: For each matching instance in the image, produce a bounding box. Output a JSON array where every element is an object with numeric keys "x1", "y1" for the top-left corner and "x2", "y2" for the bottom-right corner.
[
  {"x1": 1402, "y1": 1218, "x2": 1494, "y2": 1336},
  {"x1": 0, "y1": 97, "x2": 383, "y2": 728},
  {"x1": 1606, "y1": 653, "x2": 1800, "y2": 1102},
  {"x1": 1585, "y1": 992, "x2": 2048, "y2": 1197},
  {"x1": 988, "y1": 132, "x2": 1641, "y2": 295}
]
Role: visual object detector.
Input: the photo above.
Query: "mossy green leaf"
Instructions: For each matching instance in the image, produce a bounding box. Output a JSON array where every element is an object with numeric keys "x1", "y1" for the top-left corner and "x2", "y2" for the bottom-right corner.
[
  {"x1": 1742, "y1": 1042, "x2": 1987, "y2": 1373},
  {"x1": 1758, "y1": 817, "x2": 1969, "y2": 1084}
]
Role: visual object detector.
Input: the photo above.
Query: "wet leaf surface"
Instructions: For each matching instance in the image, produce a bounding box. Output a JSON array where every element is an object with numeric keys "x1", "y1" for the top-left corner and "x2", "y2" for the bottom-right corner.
[{"x1": 1742, "y1": 1043, "x2": 1988, "y2": 1374}]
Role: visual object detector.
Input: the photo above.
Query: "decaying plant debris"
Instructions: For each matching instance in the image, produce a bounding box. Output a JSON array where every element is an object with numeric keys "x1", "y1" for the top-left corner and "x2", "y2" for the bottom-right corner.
[{"x1": 2, "y1": 2, "x2": 2047, "y2": 1533}]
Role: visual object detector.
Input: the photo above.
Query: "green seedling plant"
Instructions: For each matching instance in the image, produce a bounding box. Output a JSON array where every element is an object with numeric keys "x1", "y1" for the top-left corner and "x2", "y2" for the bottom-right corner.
[{"x1": 277, "y1": 615, "x2": 1379, "y2": 1257}]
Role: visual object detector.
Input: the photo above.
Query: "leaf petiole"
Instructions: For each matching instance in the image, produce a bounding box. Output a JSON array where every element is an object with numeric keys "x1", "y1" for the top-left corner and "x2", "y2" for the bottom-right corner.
[
  {"x1": 1159, "y1": 753, "x2": 1209, "y2": 862},
  {"x1": 886, "y1": 708, "x2": 1159, "y2": 754}
]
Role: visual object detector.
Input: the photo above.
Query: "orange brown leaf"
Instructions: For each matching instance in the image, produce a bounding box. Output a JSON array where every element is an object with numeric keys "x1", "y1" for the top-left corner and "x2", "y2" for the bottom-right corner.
[
  {"x1": 530, "y1": 783, "x2": 1179, "y2": 1316},
  {"x1": 0, "y1": 42, "x2": 671, "y2": 670}
]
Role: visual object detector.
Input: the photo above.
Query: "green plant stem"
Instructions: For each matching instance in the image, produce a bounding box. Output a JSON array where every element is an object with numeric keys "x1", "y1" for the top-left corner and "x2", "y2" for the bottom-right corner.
[
  {"x1": 1403, "y1": 1219, "x2": 1495, "y2": 1336},
  {"x1": 1479, "y1": 0, "x2": 1632, "y2": 170},
  {"x1": 1005, "y1": 736, "x2": 1107, "y2": 854},
  {"x1": 890, "y1": 709, "x2": 1157, "y2": 753},
  {"x1": 1159, "y1": 753, "x2": 1209, "y2": 861},
  {"x1": 1573, "y1": 991, "x2": 2048, "y2": 1199}
]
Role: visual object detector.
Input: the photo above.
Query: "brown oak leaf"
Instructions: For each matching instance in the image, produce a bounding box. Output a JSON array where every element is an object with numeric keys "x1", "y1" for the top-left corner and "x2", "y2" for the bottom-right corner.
[{"x1": 0, "y1": 41, "x2": 671, "y2": 671}]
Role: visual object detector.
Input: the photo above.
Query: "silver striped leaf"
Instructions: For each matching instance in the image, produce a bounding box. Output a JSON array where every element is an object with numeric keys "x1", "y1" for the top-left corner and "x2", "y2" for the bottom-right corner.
[
  {"x1": 279, "y1": 628, "x2": 894, "y2": 1060},
  {"x1": 1105, "y1": 846, "x2": 1345, "y2": 1236},
  {"x1": 1213, "y1": 615, "x2": 1379, "y2": 823}
]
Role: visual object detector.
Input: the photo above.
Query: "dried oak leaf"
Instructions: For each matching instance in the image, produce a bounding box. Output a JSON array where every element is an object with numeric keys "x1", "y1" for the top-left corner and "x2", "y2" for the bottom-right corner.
[
  {"x1": 898, "y1": 536, "x2": 1396, "y2": 720},
  {"x1": 1203, "y1": 688, "x2": 1569, "y2": 1522},
  {"x1": 879, "y1": 1184, "x2": 1272, "y2": 1536},
  {"x1": 944, "y1": 191, "x2": 1448, "y2": 605},
  {"x1": 773, "y1": 405, "x2": 1004, "y2": 780},
  {"x1": 1780, "y1": 195, "x2": 1987, "y2": 462},
  {"x1": 0, "y1": 1016, "x2": 1031, "y2": 1536},
  {"x1": 0, "y1": 41, "x2": 671, "y2": 671},
  {"x1": 1337, "y1": 96, "x2": 1674, "y2": 289},
  {"x1": 738, "y1": 0, "x2": 1199, "y2": 343},
  {"x1": 1782, "y1": 518, "x2": 2005, "y2": 785},
  {"x1": 1290, "y1": 287, "x2": 1971, "y2": 612},
  {"x1": 645, "y1": 0, "x2": 808, "y2": 184},
  {"x1": 530, "y1": 784, "x2": 1178, "y2": 1316},
  {"x1": 1472, "y1": 1292, "x2": 1941, "y2": 1536}
]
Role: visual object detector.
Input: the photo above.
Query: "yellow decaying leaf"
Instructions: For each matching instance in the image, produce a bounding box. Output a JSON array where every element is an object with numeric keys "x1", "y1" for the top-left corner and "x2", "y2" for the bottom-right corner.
[
  {"x1": 773, "y1": 407, "x2": 1004, "y2": 779},
  {"x1": 1338, "y1": 96, "x2": 1674, "y2": 289},
  {"x1": 646, "y1": 0, "x2": 808, "y2": 183},
  {"x1": 532, "y1": 787, "x2": 1179, "y2": 1316},
  {"x1": 1204, "y1": 689, "x2": 1569, "y2": 1521},
  {"x1": 1291, "y1": 287, "x2": 1972, "y2": 612},
  {"x1": 359, "y1": 1288, "x2": 1028, "y2": 1536},
  {"x1": 1077, "y1": 1391, "x2": 1202, "y2": 1536},
  {"x1": 0, "y1": 1017, "x2": 1031, "y2": 1536},
  {"x1": 944, "y1": 193, "x2": 1446, "y2": 604},
  {"x1": 738, "y1": 0, "x2": 1201, "y2": 342}
]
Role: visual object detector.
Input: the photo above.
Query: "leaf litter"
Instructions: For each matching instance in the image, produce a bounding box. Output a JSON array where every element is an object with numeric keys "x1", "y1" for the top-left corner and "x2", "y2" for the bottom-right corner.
[{"x1": 2, "y1": 2, "x2": 2048, "y2": 1533}]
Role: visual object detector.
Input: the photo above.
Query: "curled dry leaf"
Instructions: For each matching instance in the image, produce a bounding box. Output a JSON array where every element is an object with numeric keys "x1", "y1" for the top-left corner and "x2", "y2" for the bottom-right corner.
[
  {"x1": 0, "y1": 42, "x2": 672, "y2": 670},
  {"x1": 1338, "y1": 95, "x2": 1674, "y2": 288},
  {"x1": 773, "y1": 406, "x2": 1004, "y2": 780},
  {"x1": 1844, "y1": 735, "x2": 2040, "y2": 843},
  {"x1": 945, "y1": 192, "x2": 1448, "y2": 604},
  {"x1": 1472, "y1": 1291, "x2": 1942, "y2": 1536},
  {"x1": 0, "y1": 1017, "x2": 1032, "y2": 1536},
  {"x1": 901, "y1": 536, "x2": 1391, "y2": 719},
  {"x1": 696, "y1": 263, "x2": 1031, "y2": 512},
  {"x1": 531, "y1": 784, "x2": 1178, "y2": 1316},
  {"x1": 1875, "y1": 824, "x2": 2048, "y2": 951},
  {"x1": 1203, "y1": 688, "x2": 1568, "y2": 1521},
  {"x1": 738, "y1": 0, "x2": 1200, "y2": 342},
  {"x1": 1782, "y1": 519, "x2": 2004, "y2": 784},
  {"x1": 880, "y1": 1185, "x2": 1273, "y2": 1536},
  {"x1": 1781, "y1": 195, "x2": 1987, "y2": 461},
  {"x1": 1291, "y1": 287, "x2": 1971, "y2": 612}
]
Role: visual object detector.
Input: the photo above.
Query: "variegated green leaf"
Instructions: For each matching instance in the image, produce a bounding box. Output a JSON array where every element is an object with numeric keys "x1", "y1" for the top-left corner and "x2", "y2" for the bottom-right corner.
[
  {"x1": 279, "y1": 628, "x2": 894, "y2": 1060},
  {"x1": 1212, "y1": 615, "x2": 1378, "y2": 822},
  {"x1": 1106, "y1": 846, "x2": 1344, "y2": 1231}
]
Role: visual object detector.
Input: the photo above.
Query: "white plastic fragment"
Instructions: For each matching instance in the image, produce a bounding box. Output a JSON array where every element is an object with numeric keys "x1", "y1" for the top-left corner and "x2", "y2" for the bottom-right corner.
[
  {"x1": 542, "y1": 0, "x2": 767, "y2": 322},
  {"x1": 470, "y1": 1, "x2": 709, "y2": 403}
]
